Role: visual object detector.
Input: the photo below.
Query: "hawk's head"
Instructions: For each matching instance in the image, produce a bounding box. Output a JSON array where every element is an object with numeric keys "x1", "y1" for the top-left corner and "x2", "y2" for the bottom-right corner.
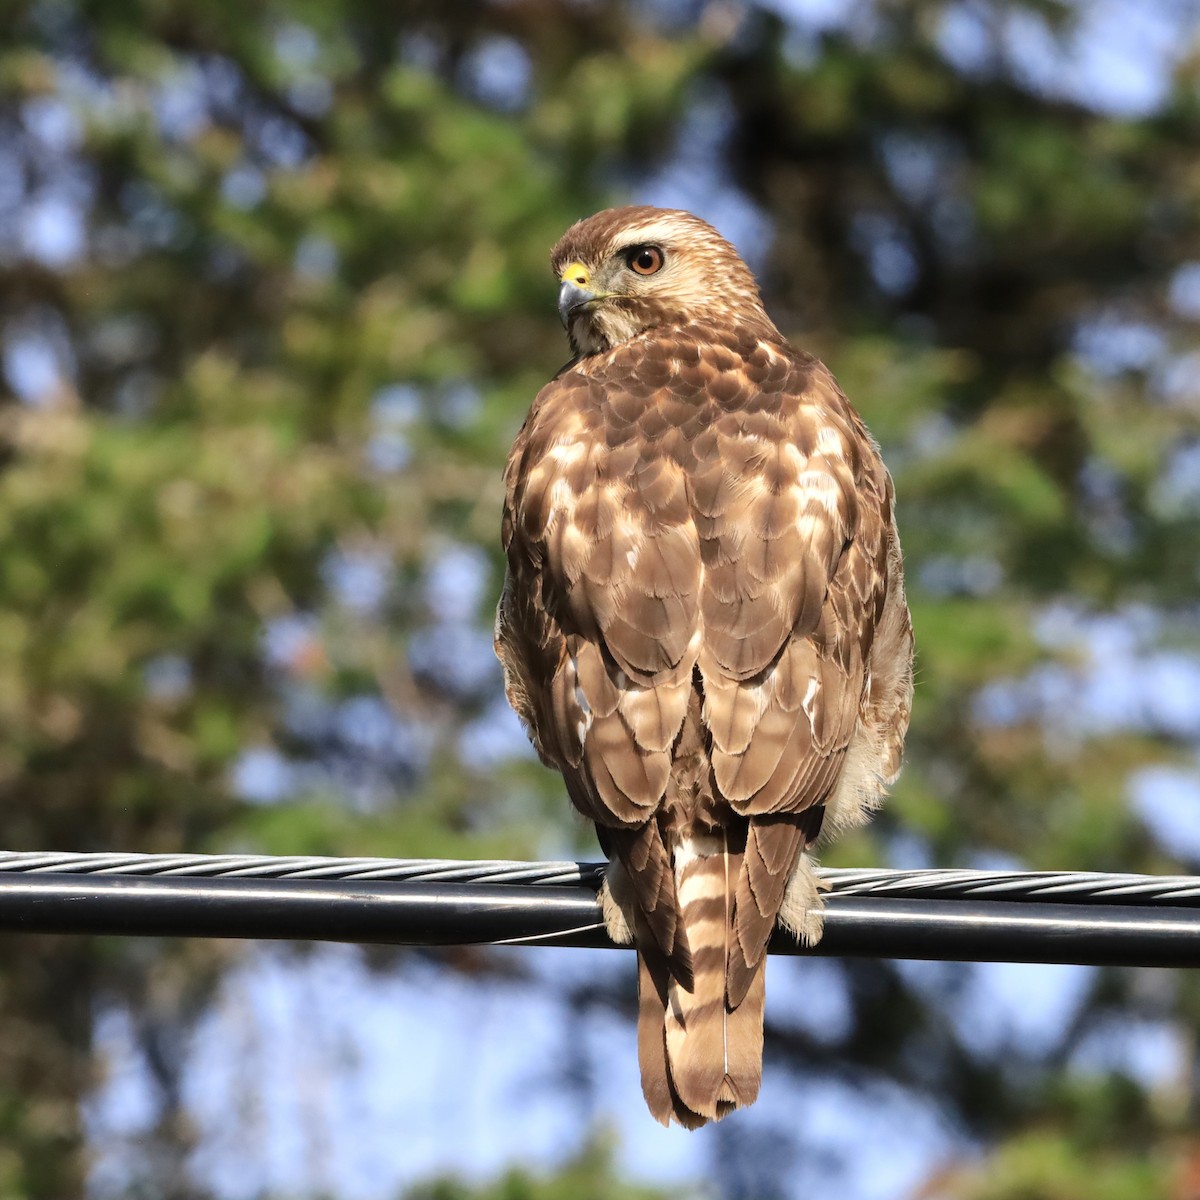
[{"x1": 550, "y1": 206, "x2": 774, "y2": 356}]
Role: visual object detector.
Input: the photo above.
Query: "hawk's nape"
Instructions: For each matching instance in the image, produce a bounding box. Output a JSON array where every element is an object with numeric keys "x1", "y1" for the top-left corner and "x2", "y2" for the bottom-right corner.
[{"x1": 495, "y1": 206, "x2": 913, "y2": 1128}]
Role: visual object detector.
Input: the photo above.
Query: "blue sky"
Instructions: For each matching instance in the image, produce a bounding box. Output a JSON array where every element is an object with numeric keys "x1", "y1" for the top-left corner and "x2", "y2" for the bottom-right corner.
[
  {"x1": 88, "y1": 945, "x2": 966, "y2": 1199},
  {"x1": 85, "y1": 942, "x2": 1187, "y2": 1198}
]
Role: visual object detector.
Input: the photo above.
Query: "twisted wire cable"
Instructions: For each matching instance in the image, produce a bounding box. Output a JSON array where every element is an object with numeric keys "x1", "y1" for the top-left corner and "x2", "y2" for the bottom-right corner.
[
  {"x1": 0, "y1": 851, "x2": 602, "y2": 887},
  {"x1": 0, "y1": 851, "x2": 1197, "y2": 905}
]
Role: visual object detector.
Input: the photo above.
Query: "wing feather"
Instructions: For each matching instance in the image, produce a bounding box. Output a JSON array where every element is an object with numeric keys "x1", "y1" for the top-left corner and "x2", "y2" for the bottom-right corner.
[
  {"x1": 497, "y1": 356, "x2": 703, "y2": 968},
  {"x1": 692, "y1": 360, "x2": 895, "y2": 992}
]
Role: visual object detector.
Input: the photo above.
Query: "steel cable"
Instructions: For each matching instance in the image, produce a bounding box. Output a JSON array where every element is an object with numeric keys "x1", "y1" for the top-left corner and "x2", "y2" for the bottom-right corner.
[{"x1": 0, "y1": 851, "x2": 1198, "y2": 905}]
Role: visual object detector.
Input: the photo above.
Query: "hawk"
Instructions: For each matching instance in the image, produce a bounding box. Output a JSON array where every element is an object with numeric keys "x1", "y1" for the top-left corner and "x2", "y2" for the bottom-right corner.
[{"x1": 495, "y1": 206, "x2": 913, "y2": 1128}]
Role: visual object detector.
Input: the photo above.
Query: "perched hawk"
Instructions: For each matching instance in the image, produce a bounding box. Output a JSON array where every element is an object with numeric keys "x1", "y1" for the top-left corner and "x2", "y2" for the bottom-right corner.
[{"x1": 495, "y1": 206, "x2": 913, "y2": 1128}]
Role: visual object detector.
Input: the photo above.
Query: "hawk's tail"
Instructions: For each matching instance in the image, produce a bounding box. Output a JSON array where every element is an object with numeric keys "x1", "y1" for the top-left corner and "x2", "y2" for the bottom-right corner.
[{"x1": 636, "y1": 830, "x2": 765, "y2": 1129}]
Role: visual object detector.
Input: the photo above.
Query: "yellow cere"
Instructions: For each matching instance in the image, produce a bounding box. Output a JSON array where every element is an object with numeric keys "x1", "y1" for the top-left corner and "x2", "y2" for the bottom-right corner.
[{"x1": 561, "y1": 261, "x2": 590, "y2": 287}]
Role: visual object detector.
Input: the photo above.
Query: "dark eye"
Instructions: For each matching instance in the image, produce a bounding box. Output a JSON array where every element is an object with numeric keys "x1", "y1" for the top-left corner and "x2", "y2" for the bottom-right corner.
[{"x1": 626, "y1": 245, "x2": 664, "y2": 276}]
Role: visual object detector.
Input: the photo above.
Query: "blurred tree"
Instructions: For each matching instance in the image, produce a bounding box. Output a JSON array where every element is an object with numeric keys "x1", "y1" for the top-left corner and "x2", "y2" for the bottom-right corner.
[
  {"x1": 1, "y1": 0, "x2": 1199, "y2": 1196},
  {"x1": 402, "y1": 1134, "x2": 684, "y2": 1200}
]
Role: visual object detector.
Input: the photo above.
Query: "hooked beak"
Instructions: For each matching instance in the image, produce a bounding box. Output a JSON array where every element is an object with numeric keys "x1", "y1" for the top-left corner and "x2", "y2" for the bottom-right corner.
[
  {"x1": 558, "y1": 261, "x2": 596, "y2": 328},
  {"x1": 558, "y1": 279, "x2": 596, "y2": 328}
]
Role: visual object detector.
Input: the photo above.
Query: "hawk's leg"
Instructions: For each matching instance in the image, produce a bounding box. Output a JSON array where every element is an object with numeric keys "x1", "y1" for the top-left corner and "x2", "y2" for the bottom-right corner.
[
  {"x1": 777, "y1": 851, "x2": 827, "y2": 947},
  {"x1": 598, "y1": 859, "x2": 635, "y2": 945}
]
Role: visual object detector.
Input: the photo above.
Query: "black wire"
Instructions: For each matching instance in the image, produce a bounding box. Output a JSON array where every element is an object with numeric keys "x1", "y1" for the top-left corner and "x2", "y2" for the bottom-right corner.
[{"x1": 0, "y1": 871, "x2": 1196, "y2": 966}]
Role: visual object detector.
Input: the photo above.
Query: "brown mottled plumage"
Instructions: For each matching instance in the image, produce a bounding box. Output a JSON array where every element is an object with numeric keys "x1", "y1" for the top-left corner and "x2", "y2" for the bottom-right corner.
[{"x1": 495, "y1": 206, "x2": 913, "y2": 1128}]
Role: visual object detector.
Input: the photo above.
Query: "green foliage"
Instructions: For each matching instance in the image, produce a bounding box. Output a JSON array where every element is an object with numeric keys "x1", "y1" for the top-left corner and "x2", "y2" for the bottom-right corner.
[
  {"x1": 927, "y1": 1131, "x2": 1170, "y2": 1200},
  {"x1": 403, "y1": 1135, "x2": 687, "y2": 1200}
]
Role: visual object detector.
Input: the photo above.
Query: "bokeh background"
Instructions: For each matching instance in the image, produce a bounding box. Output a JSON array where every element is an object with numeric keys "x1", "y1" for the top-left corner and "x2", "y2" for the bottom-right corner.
[{"x1": 3, "y1": 0, "x2": 1200, "y2": 1196}]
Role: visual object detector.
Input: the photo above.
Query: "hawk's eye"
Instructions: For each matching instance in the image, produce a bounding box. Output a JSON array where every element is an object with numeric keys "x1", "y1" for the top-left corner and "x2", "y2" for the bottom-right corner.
[{"x1": 626, "y1": 246, "x2": 664, "y2": 276}]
